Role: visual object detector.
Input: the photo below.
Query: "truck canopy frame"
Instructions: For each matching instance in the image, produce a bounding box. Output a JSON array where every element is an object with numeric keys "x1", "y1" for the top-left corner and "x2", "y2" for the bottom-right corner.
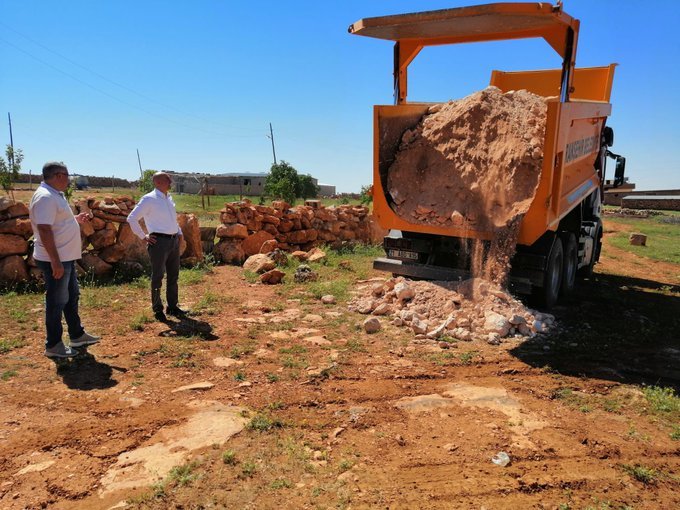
[{"x1": 349, "y1": 2, "x2": 579, "y2": 104}]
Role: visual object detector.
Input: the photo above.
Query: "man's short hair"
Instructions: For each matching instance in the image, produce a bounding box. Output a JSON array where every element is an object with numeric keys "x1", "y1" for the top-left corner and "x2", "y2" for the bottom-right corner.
[
  {"x1": 42, "y1": 161, "x2": 68, "y2": 179},
  {"x1": 152, "y1": 172, "x2": 172, "y2": 184}
]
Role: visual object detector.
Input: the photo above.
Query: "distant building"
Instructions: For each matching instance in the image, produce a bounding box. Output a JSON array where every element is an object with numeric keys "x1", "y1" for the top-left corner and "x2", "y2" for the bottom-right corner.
[
  {"x1": 165, "y1": 171, "x2": 269, "y2": 196},
  {"x1": 165, "y1": 170, "x2": 330, "y2": 198},
  {"x1": 318, "y1": 183, "x2": 336, "y2": 197}
]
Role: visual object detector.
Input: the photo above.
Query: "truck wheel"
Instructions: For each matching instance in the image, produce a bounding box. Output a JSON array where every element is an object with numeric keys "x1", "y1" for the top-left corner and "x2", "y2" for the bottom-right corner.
[
  {"x1": 578, "y1": 219, "x2": 603, "y2": 278},
  {"x1": 533, "y1": 237, "x2": 563, "y2": 309},
  {"x1": 560, "y1": 233, "x2": 577, "y2": 296}
]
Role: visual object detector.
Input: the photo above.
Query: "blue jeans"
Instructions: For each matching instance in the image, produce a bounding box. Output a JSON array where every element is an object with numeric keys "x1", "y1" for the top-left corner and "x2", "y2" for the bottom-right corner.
[{"x1": 36, "y1": 260, "x2": 85, "y2": 348}]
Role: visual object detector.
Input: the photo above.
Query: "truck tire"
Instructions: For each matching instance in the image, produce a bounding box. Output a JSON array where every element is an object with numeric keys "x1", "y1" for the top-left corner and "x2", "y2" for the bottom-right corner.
[
  {"x1": 578, "y1": 219, "x2": 603, "y2": 278},
  {"x1": 533, "y1": 237, "x2": 563, "y2": 309},
  {"x1": 560, "y1": 233, "x2": 577, "y2": 296}
]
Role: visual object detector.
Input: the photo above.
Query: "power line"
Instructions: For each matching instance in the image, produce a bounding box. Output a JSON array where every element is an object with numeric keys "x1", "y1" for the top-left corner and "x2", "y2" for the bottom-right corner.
[
  {"x1": 0, "y1": 36, "x2": 263, "y2": 140},
  {"x1": 0, "y1": 21, "x2": 264, "y2": 137}
]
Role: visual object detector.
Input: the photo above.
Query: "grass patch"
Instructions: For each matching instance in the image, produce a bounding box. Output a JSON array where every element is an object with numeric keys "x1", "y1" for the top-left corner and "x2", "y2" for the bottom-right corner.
[
  {"x1": 178, "y1": 267, "x2": 208, "y2": 286},
  {"x1": 168, "y1": 462, "x2": 199, "y2": 487},
  {"x1": 129, "y1": 312, "x2": 153, "y2": 331},
  {"x1": 670, "y1": 425, "x2": 680, "y2": 441},
  {"x1": 642, "y1": 385, "x2": 680, "y2": 415},
  {"x1": 0, "y1": 338, "x2": 27, "y2": 354},
  {"x1": 269, "y1": 478, "x2": 292, "y2": 490},
  {"x1": 247, "y1": 413, "x2": 284, "y2": 432},
  {"x1": 222, "y1": 449, "x2": 237, "y2": 465},
  {"x1": 338, "y1": 459, "x2": 354, "y2": 473},
  {"x1": 2, "y1": 369, "x2": 18, "y2": 381},
  {"x1": 191, "y1": 289, "x2": 226, "y2": 315},
  {"x1": 606, "y1": 215, "x2": 680, "y2": 264},
  {"x1": 230, "y1": 341, "x2": 256, "y2": 359},
  {"x1": 243, "y1": 270, "x2": 259, "y2": 284},
  {"x1": 239, "y1": 461, "x2": 257, "y2": 479},
  {"x1": 621, "y1": 463, "x2": 658, "y2": 485}
]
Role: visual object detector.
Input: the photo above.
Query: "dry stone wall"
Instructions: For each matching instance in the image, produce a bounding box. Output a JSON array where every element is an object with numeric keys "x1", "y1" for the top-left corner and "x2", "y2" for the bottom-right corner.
[
  {"x1": 0, "y1": 195, "x2": 203, "y2": 287},
  {"x1": 213, "y1": 200, "x2": 385, "y2": 265}
]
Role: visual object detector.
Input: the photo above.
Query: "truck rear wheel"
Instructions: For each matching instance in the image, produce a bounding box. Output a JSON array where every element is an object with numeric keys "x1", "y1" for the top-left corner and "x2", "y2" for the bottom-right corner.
[
  {"x1": 560, "y1": 233, "x2": 577, "y2": 296},
  {"x1": 533, "y1": 237, "x2": 563, "y2": 309},
  {"x1": 578, "y1": 219, "x2": 603, "y2": 278}
]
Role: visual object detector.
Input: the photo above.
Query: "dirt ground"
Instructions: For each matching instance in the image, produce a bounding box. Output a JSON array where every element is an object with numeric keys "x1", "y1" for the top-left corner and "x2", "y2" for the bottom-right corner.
[{"x1": 1, "y1": 224, "x2": 679, "y2": 510}]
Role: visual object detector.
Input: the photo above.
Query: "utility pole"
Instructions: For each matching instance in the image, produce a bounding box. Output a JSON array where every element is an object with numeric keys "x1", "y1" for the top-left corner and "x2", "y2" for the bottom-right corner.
[
  {"x1": 7, "y1": 113, "x2": 15, "y2": 171},
  {"x1": 267, "y1": 122, "x2": 277, "y2": 165},
  {"x1": 136, "y1": 149, "x2": 144, "y2": 179}
]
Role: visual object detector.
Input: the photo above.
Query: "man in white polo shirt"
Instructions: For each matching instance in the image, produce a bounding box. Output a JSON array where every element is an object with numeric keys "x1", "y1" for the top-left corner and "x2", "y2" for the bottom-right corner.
[
  {"x1": 127, "y1": 171, "x2": 185, "y2": 322},
  {"x1": 29, "y1": 161, "x2": 100, "y2": 358}
]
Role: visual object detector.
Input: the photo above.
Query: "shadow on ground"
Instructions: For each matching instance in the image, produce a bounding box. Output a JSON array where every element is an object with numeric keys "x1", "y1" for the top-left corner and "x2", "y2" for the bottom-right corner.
[
  {"x1": 159, "y1": 316, "x2": 219, "y2": 341},
  {"x1": 511, "y1": 272, "x2": 680, "y2": 390},
  {"x1": 52, "y1": 348, "x2": 125, "y2": 390}
]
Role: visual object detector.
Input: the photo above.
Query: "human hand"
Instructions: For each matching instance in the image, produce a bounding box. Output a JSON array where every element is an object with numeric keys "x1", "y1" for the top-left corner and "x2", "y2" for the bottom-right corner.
[
  {"x1": 51, "y1": 260, "x2": 64, "y2": 279},
  {"x1": 145, "y1": 234, "x2": 157, "y2": 245},
  {"x1": 75, "y1": 212, "x2": 93, "y2": 224}
]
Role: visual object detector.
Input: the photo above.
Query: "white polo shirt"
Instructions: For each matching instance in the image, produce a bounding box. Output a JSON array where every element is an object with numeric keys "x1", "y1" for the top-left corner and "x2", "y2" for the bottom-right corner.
[
  {"x1": 127, "y1": 188, "x2": 182, "y2": 240},
  {"x1": 29, "y1": 182, "x2": 82, "y2": 262}
]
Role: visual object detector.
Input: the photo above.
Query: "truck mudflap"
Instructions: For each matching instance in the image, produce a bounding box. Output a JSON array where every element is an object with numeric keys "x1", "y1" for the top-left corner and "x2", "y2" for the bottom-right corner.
[{"x1": 373, "y1": 257, "x2": 534, "y2": 294}]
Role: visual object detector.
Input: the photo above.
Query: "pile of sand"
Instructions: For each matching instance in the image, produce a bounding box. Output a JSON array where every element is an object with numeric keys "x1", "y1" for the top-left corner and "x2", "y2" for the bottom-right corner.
[
  {"x1": 387, "y1": 86, "x2": 547, "y2": 231},
  {"x1": 350, "y1": 277, "x2": 554, "y2": 344}
]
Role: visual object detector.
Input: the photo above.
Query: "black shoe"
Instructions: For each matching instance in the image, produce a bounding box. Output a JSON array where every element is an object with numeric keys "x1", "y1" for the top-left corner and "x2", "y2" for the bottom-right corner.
[
  {"x1": 166, "y1": 307, "x2": 187, "y2": 318},
  {"x1": 154, "y1": 311, "x2": 168, "y2": 322}
]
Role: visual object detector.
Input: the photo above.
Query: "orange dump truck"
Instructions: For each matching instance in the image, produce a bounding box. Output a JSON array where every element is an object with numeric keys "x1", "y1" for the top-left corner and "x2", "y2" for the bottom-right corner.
[{"x1": 349, "y1": 2, "x2": 626, "y2": 307}]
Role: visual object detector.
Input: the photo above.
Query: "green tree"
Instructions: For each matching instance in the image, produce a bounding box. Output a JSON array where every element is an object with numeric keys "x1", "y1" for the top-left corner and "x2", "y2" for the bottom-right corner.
[
  {"x1": 298, "y1": 173, "x2": 319, "y2": 199},
  {"x1": 0, "y1": 145, "x2": 24, "y2": 199},
  {"x1": 264, "y1": 161, "x2": 299, "y2": 204},
  {"x1": 138, "y1": 169, "x2": 156, "y2": 193},
  {"x1": 360, "y1": 184, "x2": 373, "y2": 205},
  {"x1": 264, "y1": 161, "x2": 320, "y2": 204}
]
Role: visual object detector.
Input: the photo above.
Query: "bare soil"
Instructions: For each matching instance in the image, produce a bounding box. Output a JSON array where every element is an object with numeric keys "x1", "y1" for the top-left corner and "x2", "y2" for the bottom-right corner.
[{"x1": 1, "y1": 226, "x2": 679, "y2": 510}]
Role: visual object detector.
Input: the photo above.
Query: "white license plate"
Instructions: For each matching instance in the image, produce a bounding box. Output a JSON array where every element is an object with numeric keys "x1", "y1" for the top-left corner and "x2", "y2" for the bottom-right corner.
[{"x1": 389, "y1": 249, "x2": 419, "y2": 260}]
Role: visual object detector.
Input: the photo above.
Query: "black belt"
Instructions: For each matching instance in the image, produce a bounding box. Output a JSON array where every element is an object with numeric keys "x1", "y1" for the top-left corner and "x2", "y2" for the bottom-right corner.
[{"x1": 151, "y1": 232, "x2": 178, "y2": 238}]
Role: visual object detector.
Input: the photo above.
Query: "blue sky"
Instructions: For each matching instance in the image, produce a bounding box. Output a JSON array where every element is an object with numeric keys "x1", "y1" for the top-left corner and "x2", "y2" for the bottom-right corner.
[{"x1": 1, "y1": 1, "x2": 678, "y2": 192}]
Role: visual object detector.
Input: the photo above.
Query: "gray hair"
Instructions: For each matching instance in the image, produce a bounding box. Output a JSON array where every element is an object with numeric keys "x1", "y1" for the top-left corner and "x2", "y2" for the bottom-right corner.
[{"x1": 42, "y1": 161, "x2": 68, "y2": 179}]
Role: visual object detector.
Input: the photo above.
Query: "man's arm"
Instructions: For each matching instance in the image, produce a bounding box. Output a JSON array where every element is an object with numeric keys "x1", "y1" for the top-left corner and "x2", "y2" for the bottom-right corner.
[
  {"x1": 127, "y1": 197, "x2": 154, "y2": 243},
  {"x1": 36, "y1": 224, "x2": 64, "y2": 279}
]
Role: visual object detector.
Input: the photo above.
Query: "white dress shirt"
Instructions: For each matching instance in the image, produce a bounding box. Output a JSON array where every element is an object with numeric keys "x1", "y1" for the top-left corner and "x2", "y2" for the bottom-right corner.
[
  {"x1": 127, "y1": 188, "x2": 182, "y2": 240},
  {"x1": 29, "y1": 182, "x2": 82, "y2": 262}
]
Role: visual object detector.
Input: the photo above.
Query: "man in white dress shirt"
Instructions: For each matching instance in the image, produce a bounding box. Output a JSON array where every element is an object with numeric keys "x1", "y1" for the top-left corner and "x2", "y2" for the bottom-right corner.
[
  {"x1": 127, "y1": 172, "x2": 185, "y2": 321},
  {"x1": 29, "y1": 161, "x2": 101, "y2": 358}
]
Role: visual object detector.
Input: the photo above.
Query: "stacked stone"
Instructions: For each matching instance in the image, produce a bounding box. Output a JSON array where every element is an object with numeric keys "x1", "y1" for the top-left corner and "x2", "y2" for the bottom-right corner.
[
  {"x1": 0, "y1": 197, "x2": 32, "y2": 285},
  {"x1": 0, "y1": 195, "x2": 203, "y2": 287},
  {"x1": 213, "y1": 199, "x2": 378, "y2": 265},
  {"x1": 73, "y1": 197, "x2": 147, "y2": 278}
]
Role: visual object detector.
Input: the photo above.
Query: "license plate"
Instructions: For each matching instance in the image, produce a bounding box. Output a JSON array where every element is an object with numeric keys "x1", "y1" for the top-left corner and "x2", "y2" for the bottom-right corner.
[{"x1": 389, "y1": 249, "x2": 419, "y2": 261}]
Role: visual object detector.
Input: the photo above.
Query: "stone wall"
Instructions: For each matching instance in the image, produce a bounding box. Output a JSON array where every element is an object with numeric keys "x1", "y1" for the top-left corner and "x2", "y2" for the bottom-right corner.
[
  {"x1": 0, "y1": 196, "x2": 203, "y2": 287},
  {"x1": 213, "y1": 200, "x2": 386, "y2": 264},
  {"x1": 621, "y1": 196, "x2": 680, "y2": 212}
]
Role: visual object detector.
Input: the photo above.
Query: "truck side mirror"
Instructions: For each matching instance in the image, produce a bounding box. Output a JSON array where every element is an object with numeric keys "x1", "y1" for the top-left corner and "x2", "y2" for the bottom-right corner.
[{"x1": 614, "y1": 156, "x2": 626, "y2": 187}]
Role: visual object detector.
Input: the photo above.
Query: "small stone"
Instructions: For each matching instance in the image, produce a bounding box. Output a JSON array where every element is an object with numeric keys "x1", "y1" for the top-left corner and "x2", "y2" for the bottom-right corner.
[
  {"x1": 487, "y1": 333, "x2": 501, "y2": 345},
  {"x1": 363, "y1": 317, "x2": 381, "y2": 334},
  {"x1": 411, "y1": 317, "x2": 428, "y2": 335},
  {"x1": 171, "y1": 381, "x2": 214, "y2": 393},
  {"x1": 372, "y1": 303, "x2": 391, "y2": 316},
  {"x1": 321, "y1": 295, "x2": 336, "y2": 305}
]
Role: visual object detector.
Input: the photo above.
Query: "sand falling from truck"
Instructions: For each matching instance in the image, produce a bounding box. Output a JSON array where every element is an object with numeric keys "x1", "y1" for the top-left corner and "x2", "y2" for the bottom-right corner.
[{"x1": 387, "y1": 86, "x2": 548, "y2": 287}]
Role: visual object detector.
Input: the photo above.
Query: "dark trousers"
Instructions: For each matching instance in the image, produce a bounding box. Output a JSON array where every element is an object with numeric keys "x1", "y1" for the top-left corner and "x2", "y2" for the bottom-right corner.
[
  {"x1": 148, "y1": 236, "x2": 180, "y2": 313},
  {"x1": 36, "y1": 260, "x2": 85, "y2": 348}
]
